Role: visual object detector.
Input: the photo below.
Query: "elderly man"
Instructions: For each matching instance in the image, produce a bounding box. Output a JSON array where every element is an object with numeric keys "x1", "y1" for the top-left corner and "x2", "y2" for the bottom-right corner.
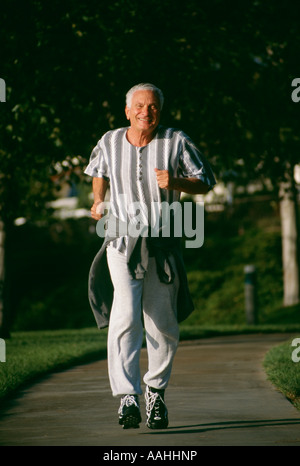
[{"x1": 84, "y1": 83, "x2": 216, "y2": 430}]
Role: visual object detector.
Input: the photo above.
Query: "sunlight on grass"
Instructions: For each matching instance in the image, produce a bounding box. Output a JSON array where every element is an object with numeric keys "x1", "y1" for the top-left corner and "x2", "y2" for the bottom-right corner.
[
  {"x1": 0, "y1": 328, "x2": 107, "y2": 404},
  {"x1": 264, "y1": 337, "x2": 300, "y2": 410},
  {"x1": 2, "y1": 325, "x2": 300, "y2": 406}
]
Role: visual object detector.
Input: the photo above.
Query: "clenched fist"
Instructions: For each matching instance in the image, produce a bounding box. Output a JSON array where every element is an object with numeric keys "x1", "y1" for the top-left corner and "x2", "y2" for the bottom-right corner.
[
  {"x1": 91, "y1": 201, "x2": 106, "y2": 220},
  {"x1": 154, "y1": 168, "x2": 175, "y2": 190}
]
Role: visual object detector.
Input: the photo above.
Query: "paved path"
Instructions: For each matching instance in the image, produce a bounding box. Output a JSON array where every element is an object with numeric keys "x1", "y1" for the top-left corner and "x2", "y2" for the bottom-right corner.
[{"x1": 0, "y1": 333, "x2": 300, "y2": 447}]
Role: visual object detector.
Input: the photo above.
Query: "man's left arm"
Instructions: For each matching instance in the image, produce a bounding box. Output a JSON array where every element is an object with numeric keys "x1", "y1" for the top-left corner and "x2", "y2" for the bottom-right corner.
[{"x1": 154, "y1": 168, "x2": 210, "y2": 195}]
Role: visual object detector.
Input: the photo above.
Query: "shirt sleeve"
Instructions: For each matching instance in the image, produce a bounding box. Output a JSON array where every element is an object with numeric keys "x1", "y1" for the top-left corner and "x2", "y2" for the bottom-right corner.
[
  {"x1": 84, "y1": 139, "x2": 110, "y2": 180},
  {"x1": 178, "y1": 133, "x2": 216, "y2": 190}
]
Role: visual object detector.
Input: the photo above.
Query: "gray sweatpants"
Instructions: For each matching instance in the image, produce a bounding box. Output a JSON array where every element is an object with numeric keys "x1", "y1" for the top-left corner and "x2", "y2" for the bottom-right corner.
[{"x1": 106, "y1": 245, "x2": 180, "y2": 397}]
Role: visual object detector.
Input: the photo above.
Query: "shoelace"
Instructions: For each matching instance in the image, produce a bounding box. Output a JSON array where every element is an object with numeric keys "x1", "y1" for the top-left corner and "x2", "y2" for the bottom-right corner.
[
  {"x1": 146, "y1": 391, "x2": 165, "y2": 420},
  {"x1": 118, "y1": 395, "x2": 139, "y2": 414}
]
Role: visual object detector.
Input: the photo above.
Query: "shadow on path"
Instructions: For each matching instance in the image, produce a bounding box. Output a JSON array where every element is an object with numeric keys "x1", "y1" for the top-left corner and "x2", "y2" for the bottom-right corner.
[{"x1": 146, "y1": 418, "x2": 300, "y2": 435}]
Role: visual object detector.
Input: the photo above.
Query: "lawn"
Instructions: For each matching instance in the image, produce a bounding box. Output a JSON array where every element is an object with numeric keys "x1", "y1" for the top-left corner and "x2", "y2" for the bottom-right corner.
[
  {"x1": 264, "y1": 336, "x2": 300, "y2": 410},
  {"x1": 1, "y1": 323, "x2": 300, "y2": 408},
  {"x1": 0, "y1": 328, "x2": 107, "y2": 406}
]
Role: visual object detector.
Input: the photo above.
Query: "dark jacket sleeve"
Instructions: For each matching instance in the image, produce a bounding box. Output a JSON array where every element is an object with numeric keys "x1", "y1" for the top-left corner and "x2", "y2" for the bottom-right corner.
[{"x1": 88, "y1": 240, "x2": 113, "y2": 329}]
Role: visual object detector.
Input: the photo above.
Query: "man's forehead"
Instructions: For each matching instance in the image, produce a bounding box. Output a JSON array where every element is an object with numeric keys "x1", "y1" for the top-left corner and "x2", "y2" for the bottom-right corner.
[{"x1": 131, "y1": 90, "x2": 159, "y2": 103}]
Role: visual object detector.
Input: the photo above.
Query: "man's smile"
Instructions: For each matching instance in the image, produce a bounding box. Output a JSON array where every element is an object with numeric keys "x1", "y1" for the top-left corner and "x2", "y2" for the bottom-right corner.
[{"x1": 125, "y1": 89, "x2": 161, "y2": 142}]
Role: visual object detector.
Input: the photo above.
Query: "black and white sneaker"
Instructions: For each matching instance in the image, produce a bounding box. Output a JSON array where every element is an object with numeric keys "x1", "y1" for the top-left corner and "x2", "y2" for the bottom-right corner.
[
  {"x1": 118, "y1": 395, "x2": 142, "y2": 429},
  {"x1": 145, "y1": 386, "x2": 169, "y2": 429}
]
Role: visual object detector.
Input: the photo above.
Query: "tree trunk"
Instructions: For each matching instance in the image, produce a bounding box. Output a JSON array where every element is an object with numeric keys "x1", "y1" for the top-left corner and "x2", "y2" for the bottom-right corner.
[{"x1": 279, "y1": 180, "x2": 300, "y2": 306}]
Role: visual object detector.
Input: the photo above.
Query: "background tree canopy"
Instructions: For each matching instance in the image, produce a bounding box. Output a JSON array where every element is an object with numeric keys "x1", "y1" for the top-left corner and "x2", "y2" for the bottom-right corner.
[
  {"x1": 2, "y1": 0, "x2": 299, "y2": 193},
  {"x1": 0, "y1": 0, "x2": 299, "y2": 334}
]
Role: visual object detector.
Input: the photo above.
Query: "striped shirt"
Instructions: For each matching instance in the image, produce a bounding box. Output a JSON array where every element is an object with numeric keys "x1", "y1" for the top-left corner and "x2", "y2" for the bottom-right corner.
[{"x1": 84, "y1": 125, "x2": 216, "y2": 253}]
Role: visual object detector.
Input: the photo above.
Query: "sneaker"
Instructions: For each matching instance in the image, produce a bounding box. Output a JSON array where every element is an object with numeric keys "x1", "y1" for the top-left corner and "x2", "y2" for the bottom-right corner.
[
  {"x1": 118, "y1": 394, "x2": 142, "y2": 429},
  {"x1": 145, "y1": 386, "x2": 169, "y2": 429}
]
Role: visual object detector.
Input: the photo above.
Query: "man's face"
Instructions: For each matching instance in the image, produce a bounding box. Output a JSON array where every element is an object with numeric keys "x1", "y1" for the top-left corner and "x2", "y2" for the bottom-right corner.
[{"x1": 125, "y1": 90, "x2": 161, "y2": 134}]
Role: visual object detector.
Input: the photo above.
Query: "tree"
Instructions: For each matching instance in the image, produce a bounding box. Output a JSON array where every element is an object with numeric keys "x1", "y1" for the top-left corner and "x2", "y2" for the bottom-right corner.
[
  {"x1": 234, "y1": 2, "x2": 300, "y2": 306},
  {"x1": 1, "y1": 0, "x2": 299, "y2": 335}
]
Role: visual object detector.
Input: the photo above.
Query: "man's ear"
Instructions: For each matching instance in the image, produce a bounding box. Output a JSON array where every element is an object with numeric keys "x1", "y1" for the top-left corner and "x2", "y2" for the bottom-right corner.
[{"x1": 125, "y1": 106, "x2": 130, "y2": 120}]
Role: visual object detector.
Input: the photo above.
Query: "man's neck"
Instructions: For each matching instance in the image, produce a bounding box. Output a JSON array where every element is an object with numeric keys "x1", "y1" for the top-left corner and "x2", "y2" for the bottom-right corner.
[{"x1": 126, "y1": 127, "x2": 156, "y2": 147}]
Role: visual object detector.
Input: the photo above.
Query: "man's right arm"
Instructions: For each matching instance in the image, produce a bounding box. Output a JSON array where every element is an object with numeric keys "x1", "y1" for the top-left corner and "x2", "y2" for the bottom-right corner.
[{"x1": 91, "y1": 177, "x2": 109, "y2": 220}]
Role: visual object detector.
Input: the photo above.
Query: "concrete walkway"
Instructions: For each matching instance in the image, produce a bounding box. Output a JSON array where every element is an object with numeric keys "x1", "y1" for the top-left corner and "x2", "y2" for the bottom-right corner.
[{"x1": 0, "y1": 333, "x2": 300, "y2": 447}]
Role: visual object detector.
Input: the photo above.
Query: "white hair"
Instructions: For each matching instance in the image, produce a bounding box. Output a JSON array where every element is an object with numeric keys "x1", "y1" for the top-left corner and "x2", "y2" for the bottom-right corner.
[{"x1": 126, "y1": 83, "x2": 164, "y2": 110}]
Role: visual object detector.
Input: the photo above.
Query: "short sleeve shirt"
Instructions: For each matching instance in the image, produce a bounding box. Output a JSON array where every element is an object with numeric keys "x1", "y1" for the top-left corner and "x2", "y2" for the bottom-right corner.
[{"x1": 84, "y1": 125, "x2": 216, "y2": 253}]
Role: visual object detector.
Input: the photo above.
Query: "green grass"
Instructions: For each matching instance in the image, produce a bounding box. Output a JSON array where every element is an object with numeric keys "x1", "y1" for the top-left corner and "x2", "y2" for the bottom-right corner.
[
  {"x1": 264, "y1": 337, "x2": 300, "y2": 410},
  {"x1": 179, "y1": 323, "x2": 300, "y2": 340},
  {"x1": 0, "y1": 328, "x2": 107, "y2": 406},
  {"x1": 2, "y1": 323, "x2": 300, "y2": 407}
]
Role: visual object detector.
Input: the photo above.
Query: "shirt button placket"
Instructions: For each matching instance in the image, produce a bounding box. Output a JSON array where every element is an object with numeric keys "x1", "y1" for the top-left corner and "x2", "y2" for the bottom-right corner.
[
  {"x1": 136, "y1": 148, "x2": 147, "y2": 220},
  {"x1": 138, "y1": 148, "x2": 143, "y2": 181}
]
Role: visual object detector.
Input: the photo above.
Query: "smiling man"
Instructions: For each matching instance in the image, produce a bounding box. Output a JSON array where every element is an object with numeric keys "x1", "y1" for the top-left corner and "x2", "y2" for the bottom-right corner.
[
  {"x1": 125, "y1": 88, "x2": 161, "y2": 146},
  {"x1": 84, "y1": 83, "x2": 216, "y2": 431}
]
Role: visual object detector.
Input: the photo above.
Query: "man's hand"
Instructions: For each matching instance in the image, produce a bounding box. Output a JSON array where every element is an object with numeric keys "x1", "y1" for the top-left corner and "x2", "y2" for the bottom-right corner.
[
  {"x1": 91, "y1": 201, "x2": 105, "y2": 220},
  {"x1": 91, "y1": 177, "x2": 109, "y2": 220},
  {"x1": 154, "y1": 168, "x2": 174, "y2": 190},
  {"x1": 155, "y1": 168, "x2": 210, "y2": 194}
]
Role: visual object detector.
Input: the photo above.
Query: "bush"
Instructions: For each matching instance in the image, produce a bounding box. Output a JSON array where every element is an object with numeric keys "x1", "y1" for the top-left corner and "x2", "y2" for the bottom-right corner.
[{"x1": 9, "y1": 197, "x2": 299, "y2": 331}]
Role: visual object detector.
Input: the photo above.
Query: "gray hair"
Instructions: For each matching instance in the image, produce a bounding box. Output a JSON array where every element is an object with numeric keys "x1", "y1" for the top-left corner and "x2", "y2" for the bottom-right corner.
[{"x1": 126, "y1": 83, "x2": 164, "y2": 110}]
